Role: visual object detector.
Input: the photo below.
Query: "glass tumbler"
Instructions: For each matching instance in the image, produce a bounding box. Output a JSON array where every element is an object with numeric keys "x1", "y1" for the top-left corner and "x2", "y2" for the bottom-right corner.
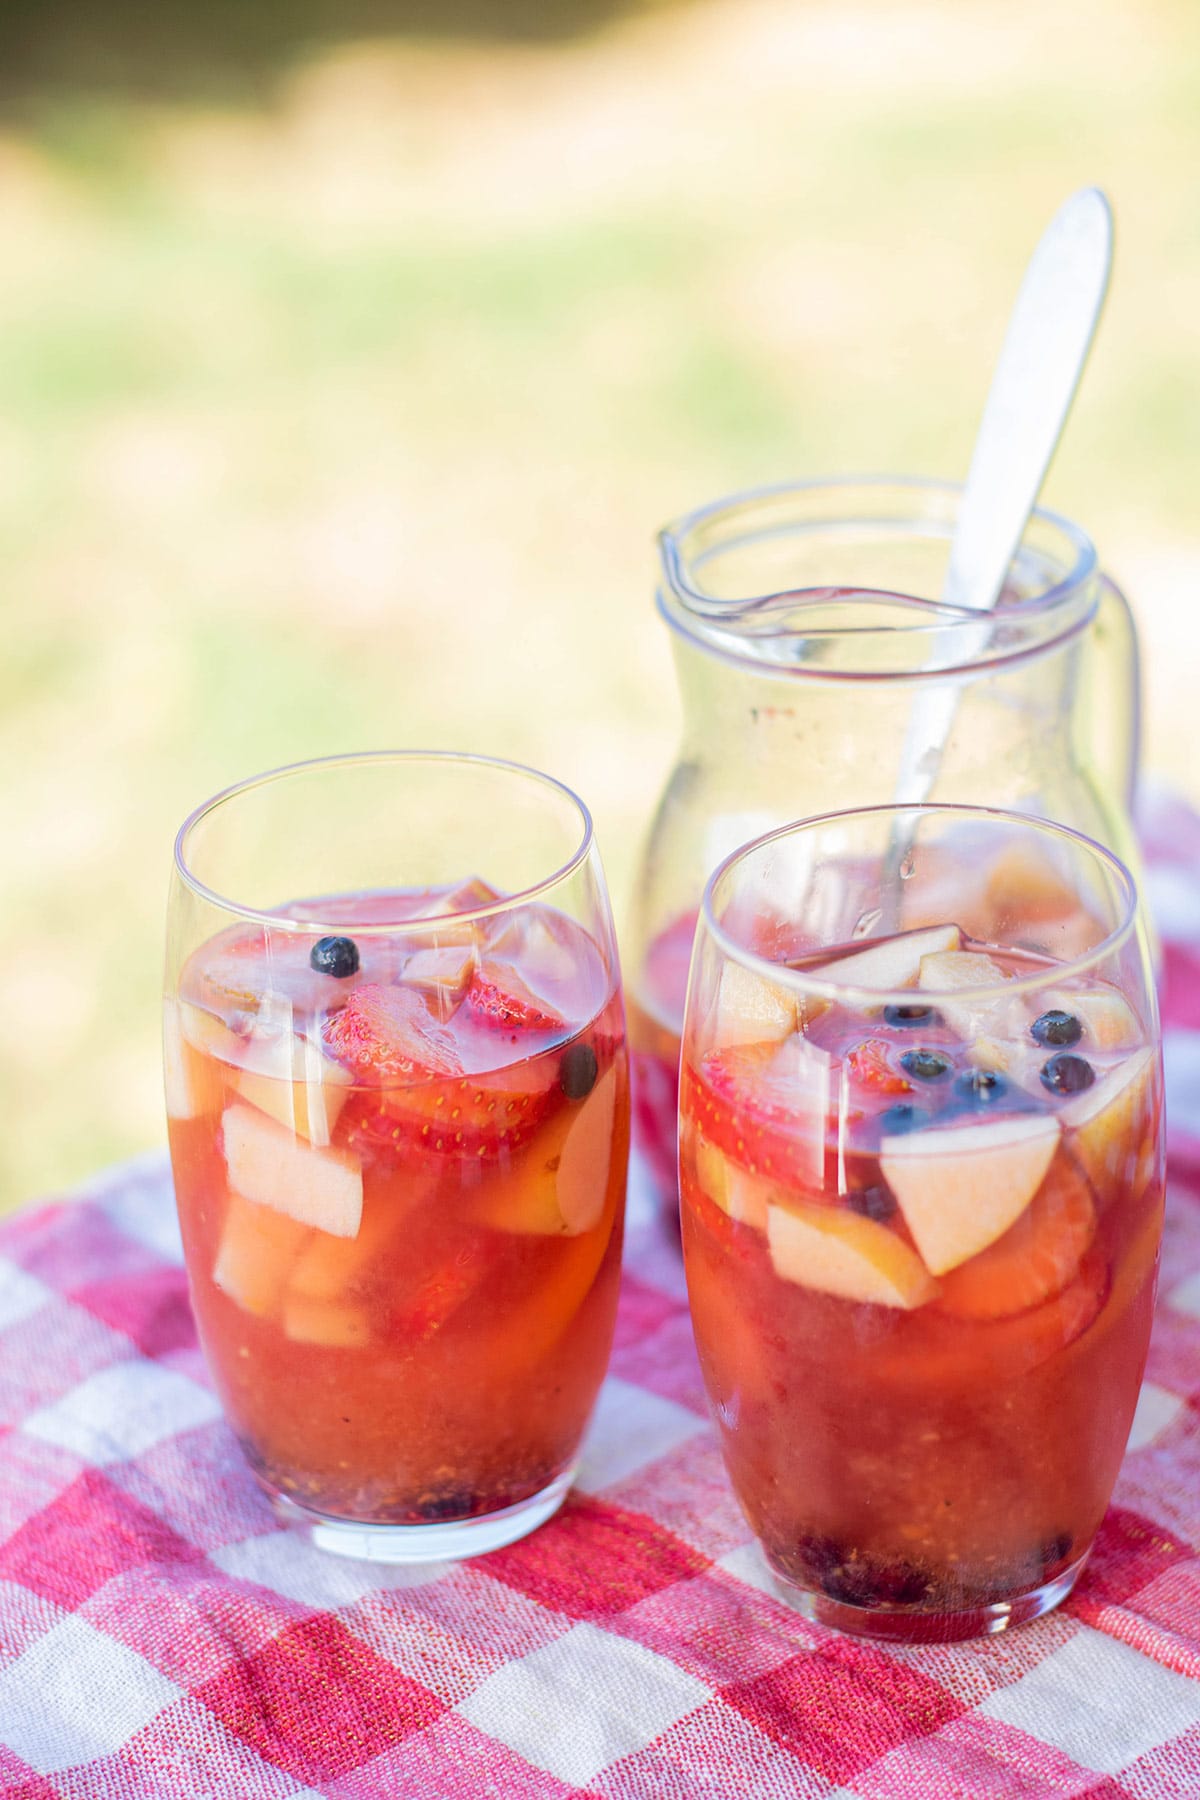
[
  {"x1": 679, "y1": 803, "x2": 1163, "y2": 1640},
  {"x1": 165, "y1": 751, "x2": 629, "y2": 1562}
]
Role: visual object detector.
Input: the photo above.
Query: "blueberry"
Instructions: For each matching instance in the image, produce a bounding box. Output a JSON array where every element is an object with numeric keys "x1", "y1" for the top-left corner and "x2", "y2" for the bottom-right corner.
[
  {"x1": 559, "y1": 1040, "x2": 599, "y2": 1100},
  {"x1": 883, "y1": 1003, "x2": 941, "y2": 1029},
  {"x1": 310, "y1": 936, "x2": 360, "y2": 979},
  {"x1": 955, "y1": 1068, "x2": 1007, "y2": 1106},
  {"x1": 879, "y1": 1102, "x2": 928, "y2": 1135},
  {"x1": 1032, "y1": 1010, "x2": 1083, "y2": 1048},
  {"x1": 1040, "y1": 1053, "x2": 1095, "y2": 1096},
  {"x1": 899, "y1": 1048, "x2": 951, "y2": 1082},
  {"x1": 846, "y1": 1185, "x2": 897, "y2": 1221}
]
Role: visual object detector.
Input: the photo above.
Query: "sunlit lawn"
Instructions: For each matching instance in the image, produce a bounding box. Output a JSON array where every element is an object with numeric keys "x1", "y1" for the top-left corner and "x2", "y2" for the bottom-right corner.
[{"x1": 3, "y1": 0, "x2": 1200, "y2": 1207}]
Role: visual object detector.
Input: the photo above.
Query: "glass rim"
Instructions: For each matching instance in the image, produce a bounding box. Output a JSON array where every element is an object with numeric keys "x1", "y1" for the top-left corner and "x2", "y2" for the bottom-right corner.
[
  {"x1": 173, "y1": 749, "x2": 596, "y2": 934},
  {"x1": 657, "y1": 473, "x2": 1098, "y2": 683},
  {"x1": 701, "y1": 801, "x2": 1140, "y2": 1008}
]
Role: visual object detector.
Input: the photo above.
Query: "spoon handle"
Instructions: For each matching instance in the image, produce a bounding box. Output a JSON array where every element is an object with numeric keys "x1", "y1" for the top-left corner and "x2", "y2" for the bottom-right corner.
[
  {"x1": 891, "y1": 188, "x2": 1113, "y2": 813},
  {"x1": 944, "y1": 186, "x2": 1113, "y2": 615}
]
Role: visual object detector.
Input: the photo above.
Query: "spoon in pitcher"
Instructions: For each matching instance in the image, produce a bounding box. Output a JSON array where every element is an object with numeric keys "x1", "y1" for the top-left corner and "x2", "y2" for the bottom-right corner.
[{"x1": 889, "y1": 187, "x2": 1114, "y2": 823}]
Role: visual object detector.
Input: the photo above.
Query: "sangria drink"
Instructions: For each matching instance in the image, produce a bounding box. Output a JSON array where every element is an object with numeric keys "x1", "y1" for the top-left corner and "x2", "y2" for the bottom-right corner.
[
  {"x1": 165, "y1": 754, "x2": 628, "y2": 1561},
  {"x1": 680, "y1": 806, "x2": 1162, "y2": 1640}
]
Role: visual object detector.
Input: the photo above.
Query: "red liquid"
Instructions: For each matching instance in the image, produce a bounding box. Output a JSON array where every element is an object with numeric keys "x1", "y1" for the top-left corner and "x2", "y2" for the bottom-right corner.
[
  {"x1": 679, "y1": 938, "x2": 1163, "y2": 1635},
  {"x1": 167, "y1": 884, "x2": 629, "y2": 1525}
]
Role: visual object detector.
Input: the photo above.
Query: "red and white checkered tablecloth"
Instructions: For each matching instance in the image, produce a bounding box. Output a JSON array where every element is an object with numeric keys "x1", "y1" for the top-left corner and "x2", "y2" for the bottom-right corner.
[{"x1": 3, "y1": 794, "x2": 1200, "y2": 1799}]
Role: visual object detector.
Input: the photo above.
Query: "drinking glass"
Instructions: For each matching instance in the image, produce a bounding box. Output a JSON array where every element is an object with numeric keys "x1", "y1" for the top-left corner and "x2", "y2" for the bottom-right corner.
[
  {"x1": 680, "y1": 803, "x2": 1163, "y2": 1640},
  {"x1": 165, "y1": 752, "x2": 629, "y2": 1562}
]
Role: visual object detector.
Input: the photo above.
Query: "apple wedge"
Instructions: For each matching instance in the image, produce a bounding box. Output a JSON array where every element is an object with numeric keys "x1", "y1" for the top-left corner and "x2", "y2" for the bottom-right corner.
[
  {"x1": 693, "y1": 1133, "x2": 772, "y2": 1231},
  {"x1": 918, "y1": 949, "x2": 1020, "y2": 1038},
  {"x1": 222, "y1": 1102, "x2": 363, "y2": 1238},
  {"x1": 213, "y1": 1189, "x2": 311, "y2": 1318},
  {"x1": 1061, "y1": 1047, "x2": 1158, "y2": 1211},
  {"x1": 709, "y1": 960, "x2": 797, "y2": 1050},
  {"x1": 163, "y1": 998, "x2": 222, "y2": 1121},
  {"x1": 766, "y1": 1198, "x2": 937, "y2": 1309},
  {"x1": 934, "y1": 1152, "x2": 1096, "y2": 1318},
  {"x1": 1040, "y1": 985, "x2": 1140, "y2": 1051},
  {"x1": 814, "y1": 923, "x2": 961, "y2": 992},
  {"x1": 233, "y1": 1033, "x2": 352, "y2": 1149},
  {"x1": 474, "y1": 1066, "x2": 619, "y2": 1236},
  {"x1": 880, "y1": 1113, "x2": 1060, "y2": 1275},
  {"x1": 282, "y1": 1295, "x2": 371, "y2": 1348},
  {"x1": 401, "y1": 945, "x2": 477, "y2": 1020}
]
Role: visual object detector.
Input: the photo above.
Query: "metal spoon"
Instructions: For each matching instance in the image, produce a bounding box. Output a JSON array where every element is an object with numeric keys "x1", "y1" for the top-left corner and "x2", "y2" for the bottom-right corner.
[{"x1": 891, "y1": 187, "x2": 1114, "y2": 811}]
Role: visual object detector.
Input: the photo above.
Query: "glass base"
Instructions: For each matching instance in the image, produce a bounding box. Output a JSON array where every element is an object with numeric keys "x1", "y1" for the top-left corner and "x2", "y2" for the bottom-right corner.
[
  {"x1": 766, "y1": 1550, "x2": 1089, "y2": 1643},
  {"x1": 268, "y1": 1466, "x2": 576, "y2": 1564}
]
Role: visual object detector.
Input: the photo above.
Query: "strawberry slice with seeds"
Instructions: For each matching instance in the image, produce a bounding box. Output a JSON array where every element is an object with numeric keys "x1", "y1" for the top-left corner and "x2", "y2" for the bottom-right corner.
[
  {"x1": 380, "y1": 1065, "x2": 560, "y2": 1159},
  {"x1": 846, "y1": 1038, "x2": 914, "y2": 1099},
  {"x1": 323, "y1": 983, "x2": 461, "y2": 1084},
  {"x1": 690, "y1": 1037, "x2": 847, "y2": 1192},
  {"x1": 466, "y1": 961, "x2": 565, "y2": 1032}
]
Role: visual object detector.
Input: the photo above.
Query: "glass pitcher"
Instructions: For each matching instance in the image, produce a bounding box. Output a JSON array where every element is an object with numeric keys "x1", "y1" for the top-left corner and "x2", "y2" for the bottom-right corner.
[{"x1": 627, "y1": 476, "x2": 1142, "y2": 1213}]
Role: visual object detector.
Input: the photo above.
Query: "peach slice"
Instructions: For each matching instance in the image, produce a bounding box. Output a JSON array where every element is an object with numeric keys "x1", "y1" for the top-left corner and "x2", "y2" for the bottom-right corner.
[
  {"x1": 692, "y1": 1133, "x2": 772, "y2": 1231},
  {"x1": 213, "y1": 1189, "x2": 311, "y2": 1317},
  {"x1": 222, "y1": 1102, "x2": 363, "y2": 1238},
  {"x1": 880, "y1": 1113, "x2": 1061, "y2": 1275},
  {"x1": 709, "y1": 960, "x2": 797, "y2": 1050},
  {"x1": 815, "y1": 923, "x2": 962, "y2": 992},
  {"x1": 935, "y1": 1152, "x2": 1097, "y2": 1318},
  {"x1": 1061, "y1": 1047, "x2": 1158, "y2": 1211},
  {"x1": 766, "y1": 1198, "x2": 937, "y2": 1309},
  {"x1": 475, "y1": 1066, "x2": 619, "y2": 1236}
]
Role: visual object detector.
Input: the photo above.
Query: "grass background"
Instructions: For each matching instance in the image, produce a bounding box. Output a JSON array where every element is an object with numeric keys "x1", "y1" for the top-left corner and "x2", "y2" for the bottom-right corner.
[{"x1": 3, "y1": 0, "x2": 1199, "y2": 1210}]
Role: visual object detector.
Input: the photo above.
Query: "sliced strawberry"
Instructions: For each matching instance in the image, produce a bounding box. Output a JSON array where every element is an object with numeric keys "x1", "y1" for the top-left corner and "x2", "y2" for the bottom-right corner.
[
  {"x1": 341, "y1": 1061, "x2": 560, "y2": 1165},
  {"x1": 322, "y1": 983, "x2": 461, "y2": 1084},
  {"x1": 688, "y1": 1038, "x2": 848, "y2": 1192},
  {"x1": 392, "y1": 1255, "x2": 481, "y2": 1345},
  {"x1": 846, "y1": 1038, "x2": 914, "y2": 1099},
  {"x1": 466, "y1": 961, "x2": 565, "y2": 1032}
]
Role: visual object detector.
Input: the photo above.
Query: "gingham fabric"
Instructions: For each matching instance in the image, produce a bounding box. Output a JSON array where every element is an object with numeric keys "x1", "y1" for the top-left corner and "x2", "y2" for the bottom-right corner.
[{"x1": 3, "y1": 799, "x2": 1200, "y2": 1798}]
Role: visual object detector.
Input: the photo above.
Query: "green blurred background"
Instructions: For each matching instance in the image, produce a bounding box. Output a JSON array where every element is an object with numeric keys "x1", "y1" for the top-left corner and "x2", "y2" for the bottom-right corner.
[{"x1": 3, "y1": 0, "x2": 1199, "y2": 1211}]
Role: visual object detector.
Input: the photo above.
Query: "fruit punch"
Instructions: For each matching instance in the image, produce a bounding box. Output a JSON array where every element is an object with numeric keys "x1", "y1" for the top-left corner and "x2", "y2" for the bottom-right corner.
[
  {"x1": 681, "y1": 920, "x2": 1163, "y2": 1638},
  {"x1": 167, "y1": 880, "x2": 629, "y2": 1527}
]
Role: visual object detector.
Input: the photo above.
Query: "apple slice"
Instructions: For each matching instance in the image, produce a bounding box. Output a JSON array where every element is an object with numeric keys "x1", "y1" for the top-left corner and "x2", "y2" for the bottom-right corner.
[
  {"x1": 693, "y1": 1133, "x2": 771, "y2": 1231},
  {"x1": 222, "y1": 1102, "x2": 363, "y2": 1238},
  {"x1": 283, "y1": 1295, "x2": 371, "y2": 1348},
  {"x1": 401, "y1": 945, "x2": 477, "y2": 1020},
  {"x1": 766, "y1": 1198, "x2": 937, "y2": 1308},
  {"x1": 163, "y1": 999, "x2": 222, "y2": 1120},
  {"x1": 475, "y1": 1065, "x2": 620, "y2": 1236},
  {"x1": 709, "y1": 960, "x2": 797, "y2": 1050},
  {"x1": 918, "y1": 949, "x2": 1022, "y2": 1038},
  {"x1": 213, "y1": 1189, "x2": 311, "y2": 1317},
  {"x1": 880, "y1": 1113, "x2": 1061, "y2": 1275},
  {"x1": 1040, "y1": 985, "x2": 1140, "y2": 1051},
  {"x1": 814, "y1": 923, "x2": 961, "y2": 992},
  {"x1": 233, "y1": 1033, "x2": 352, "y2": 1148},
  {"x1": 935, "y1": 1152, "x2": 1096, "y2": 1318},
  {"x1": 1061, "y1": 1047, "x2": 1158, "y2": 1211}
]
